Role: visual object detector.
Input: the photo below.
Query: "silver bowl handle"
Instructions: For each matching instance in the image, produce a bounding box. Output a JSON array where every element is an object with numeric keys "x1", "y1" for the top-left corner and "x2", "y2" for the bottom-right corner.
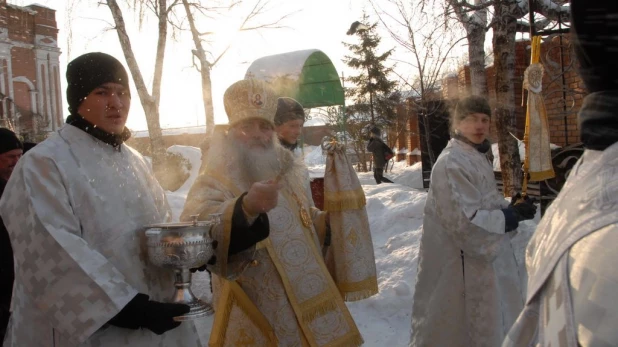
[{"x1": 190, "y1": 214, "x2": 199, "y2": 226}]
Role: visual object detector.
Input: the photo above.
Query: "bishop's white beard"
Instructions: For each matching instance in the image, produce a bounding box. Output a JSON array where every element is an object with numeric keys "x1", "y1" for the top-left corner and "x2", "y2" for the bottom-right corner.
[{"x1": 226, "y1": 132, "x2": 288, "y2": 185}]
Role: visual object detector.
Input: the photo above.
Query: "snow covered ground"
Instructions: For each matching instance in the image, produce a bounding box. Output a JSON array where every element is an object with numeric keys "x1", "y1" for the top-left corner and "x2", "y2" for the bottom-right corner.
[{"x1": 164, "y1": 145, "x2": 539, "y2": 346}]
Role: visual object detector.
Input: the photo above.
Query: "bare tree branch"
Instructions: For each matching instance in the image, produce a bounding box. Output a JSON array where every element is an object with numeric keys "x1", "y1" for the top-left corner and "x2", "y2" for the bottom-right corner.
[
  {"x1": 452, "y1": 0, "x2": 494, "y2": 11},
  {"x1": 516, "y1": 17, "x2": 551, "y2": 33},
  {"x1": 180, "y1": 0, "x2": 292, "y2": 134},
  {"x1": 531, "y1": 0, "x2": 570, "y2": 22}
]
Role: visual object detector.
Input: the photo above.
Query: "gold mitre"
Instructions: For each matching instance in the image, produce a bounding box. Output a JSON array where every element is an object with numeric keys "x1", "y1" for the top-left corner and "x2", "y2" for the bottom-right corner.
[{"x1": 223, "y1": 79, "x2": 278, "y2": 126}]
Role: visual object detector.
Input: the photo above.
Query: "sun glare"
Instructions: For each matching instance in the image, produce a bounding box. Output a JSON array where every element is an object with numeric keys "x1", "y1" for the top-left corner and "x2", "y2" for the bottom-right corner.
[{"x1": 213, "y1": 21, "x2": 241, "y2": 49}]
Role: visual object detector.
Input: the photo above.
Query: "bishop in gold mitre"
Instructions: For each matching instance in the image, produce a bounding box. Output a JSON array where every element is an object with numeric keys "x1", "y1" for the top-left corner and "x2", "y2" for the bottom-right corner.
[{"x1": 181, "y1": 79, "x2": 363, "y2": 347}]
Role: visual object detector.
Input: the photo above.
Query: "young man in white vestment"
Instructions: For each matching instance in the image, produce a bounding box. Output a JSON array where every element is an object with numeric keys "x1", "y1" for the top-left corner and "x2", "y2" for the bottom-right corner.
[
  {"x1": 410, "y1": 96, "x2": 537, "y2": 347},
  {"x1": 181, "y1": 79, "x2": 363, "y2": 347},
  {"x1": 503, "y1": 1, "x2": 618, "y2": 345},
  {"x1": 0, "y1": 52, "x2": 208, "y2": 346}
]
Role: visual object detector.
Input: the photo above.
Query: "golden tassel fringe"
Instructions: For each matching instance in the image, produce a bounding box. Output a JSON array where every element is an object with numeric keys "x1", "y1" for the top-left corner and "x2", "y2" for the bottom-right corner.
[
  {"x1": 529, "y1": 169, "x2": 555, "y2": 182},
  {"x1": 342, "y1": 288, "x2": 379, "y2": 302},
  {"x1": 337, "y1": 276, "x2": 379, "y2": 302},
  {"x1": 324, "y1": 188, "x2": 366, "y2": 212},
  {"x1": 300, "y1": 298, "x2": 338, "y2": 322}
]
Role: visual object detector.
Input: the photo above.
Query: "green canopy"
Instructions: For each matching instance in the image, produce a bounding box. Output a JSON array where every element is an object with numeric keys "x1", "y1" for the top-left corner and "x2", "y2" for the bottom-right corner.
[{"x1": 245, "y1": 49, "x2": 344, "y2": 108}]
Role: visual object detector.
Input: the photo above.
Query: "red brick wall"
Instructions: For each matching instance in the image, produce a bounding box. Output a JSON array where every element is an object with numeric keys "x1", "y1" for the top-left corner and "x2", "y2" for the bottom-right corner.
[
  {"x1": 458, "y1": 65, "x2": 471, "y2": 94},
  {"x1": 541, "y1": 36, "x2": 586, "y2": 147},
  {"x1": 442, "y1": 75, "x2": 459, "y2": 100},
  {"x1": 7, "y1": 9, "x2": 34, "y2": 43},
  {"x1": 31, "y1": 5, "x2": 57, "y2": 37},
  {"x1": 445, "y1": 36, "x2": 586, "y2": 147}
]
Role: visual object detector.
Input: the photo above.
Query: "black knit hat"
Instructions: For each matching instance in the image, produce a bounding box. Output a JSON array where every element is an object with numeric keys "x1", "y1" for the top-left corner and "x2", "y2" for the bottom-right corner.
[
  {"x1": 571, "y1": 0, "x2": 618, "y2": 92},
  {"x1": 455, "y1": 95, "x2": 492, "y2": 120},
  {"x1": 0, "y1": 128, "x2": 23, "y2": 154},
  {"x1": 66, "y1": 52, "x2": 131, "y2": 115},
  {"x1": 274, "y1": 97, "x2": 305, "y2": 126},
  {"x1": 370, "y1": 126, "x2": 381, "y2": 136}
]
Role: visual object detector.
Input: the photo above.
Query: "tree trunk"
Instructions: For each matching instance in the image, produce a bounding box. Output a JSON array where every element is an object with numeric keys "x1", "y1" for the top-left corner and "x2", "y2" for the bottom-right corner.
[
  {"x1": 422, "y1": 112, "x2": 436, "y2": 166},
  {"x1": 107, "y1": 0, "x2": 166, "y2": 166},
  {"x1": 152, "y1": 0, "x2": 167, "y2": 109},
  {"x1": 182, "y1": 0, "x2": 215, "y2": 135},
  {"x1": 353, "y1": 141, "x2": 368, "y2": 172},
  {"x1": 492, "y1": 0, "x2": 522, "y2": 196},
  {"x1": 467, "y1": 21, "x2": 488, "y2": 95},
  {"x1": 447, "y1": 0, "x2": 489, "y2": 96}
]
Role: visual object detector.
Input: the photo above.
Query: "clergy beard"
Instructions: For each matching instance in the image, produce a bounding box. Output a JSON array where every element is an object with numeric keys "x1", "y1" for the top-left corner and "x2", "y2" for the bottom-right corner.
[{"x1": 230, "y1": 133, "x2": 287, "y2": 184}]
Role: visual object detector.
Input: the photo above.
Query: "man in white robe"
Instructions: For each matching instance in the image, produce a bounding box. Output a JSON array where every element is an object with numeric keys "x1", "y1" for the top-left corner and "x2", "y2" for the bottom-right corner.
[
  {"x1": 181, "y1": 79, "x2": 363, "y2": 347},
  {"x1": 0, "y1": 52, "x2": 201, "y2": 346},
  {"x1": 410, "y1": 96, "x2": 536, "y2": 347},
  {"x1": 503, "y1": 2, "x2": 618, "y2": 345}
]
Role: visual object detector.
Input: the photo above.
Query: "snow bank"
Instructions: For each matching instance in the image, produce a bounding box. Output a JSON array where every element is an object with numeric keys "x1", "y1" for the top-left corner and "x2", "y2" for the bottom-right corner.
[
  {"x1": 164, "y1": 145, "x2": 202, "y2": 221},
  {"x1": 303, "y1": 145, "x2": 326, "y2": 166},
  {"x1": 345, "y1": 181, "x2": 427, "y2": 345}
]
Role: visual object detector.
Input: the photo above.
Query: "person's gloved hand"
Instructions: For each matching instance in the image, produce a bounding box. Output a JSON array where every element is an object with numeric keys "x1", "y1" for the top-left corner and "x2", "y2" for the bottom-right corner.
[
  {"x1": 501, "y1": 208, "x2": 519, "y2": 232},
  {"x1": 512, "y1": 201, "x2": 537, "y2": 221},
  {"x1": 508, "y1": 193, "x2": 537, "y2": 221},
  {"x1": 510, "y1": 193, "x2": 537, "y2": 206},
  {"x1": 108, "y1": 293, "x2": 190, "y2": 335}
]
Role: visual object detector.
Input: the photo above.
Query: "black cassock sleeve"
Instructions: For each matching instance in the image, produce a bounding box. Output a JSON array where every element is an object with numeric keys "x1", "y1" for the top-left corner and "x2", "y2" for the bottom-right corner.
[{"x1": 228, "y1": 192, "x2": 270, "y2": 255}]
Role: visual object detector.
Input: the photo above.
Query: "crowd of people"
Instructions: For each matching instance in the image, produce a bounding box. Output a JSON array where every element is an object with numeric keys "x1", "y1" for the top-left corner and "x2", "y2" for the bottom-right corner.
[{"x1": 0, "y1": 0, "x2": 616, "y2": 346}]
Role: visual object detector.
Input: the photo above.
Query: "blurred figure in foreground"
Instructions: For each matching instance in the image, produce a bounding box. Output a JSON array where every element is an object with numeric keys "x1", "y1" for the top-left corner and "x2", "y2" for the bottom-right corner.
[{"x1": 0, "y1": 128, "x2": 22, "y2": 343}]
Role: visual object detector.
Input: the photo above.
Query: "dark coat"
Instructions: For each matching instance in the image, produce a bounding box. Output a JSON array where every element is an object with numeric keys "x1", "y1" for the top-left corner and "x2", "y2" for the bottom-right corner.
[
  {"x1": 367, "y1": 137, "x2": 392, "y2": 169},
  {"x1": 0, "y1": 178, "x2": 13, "y2": 338}
]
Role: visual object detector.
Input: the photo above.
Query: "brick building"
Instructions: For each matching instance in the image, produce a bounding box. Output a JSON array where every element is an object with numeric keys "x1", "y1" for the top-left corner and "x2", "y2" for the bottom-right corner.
[
  {"x1": 392, "y1": 35, "x2": 586, "y2": 166},
  {"x1": 442, "y1": 36, "x2": 586, "y2": 147},
  {"x1": 0, "y1": 0, "x2": 62, "y2": 141}
]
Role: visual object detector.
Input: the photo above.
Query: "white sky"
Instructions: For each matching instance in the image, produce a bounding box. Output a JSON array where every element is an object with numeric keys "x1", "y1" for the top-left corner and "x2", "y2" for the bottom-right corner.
[
  {"x1": 12, "y1": 0, "x2": 395, "y2": 131},
  {"x1": 13, "y1": 0, "x2": 486, "y2": 132}
]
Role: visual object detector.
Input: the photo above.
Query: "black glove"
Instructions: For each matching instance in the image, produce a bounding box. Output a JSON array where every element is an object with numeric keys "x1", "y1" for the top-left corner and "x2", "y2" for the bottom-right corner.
[
  {"x1": 510, "y1": 193, "x2": 537, "y2": 207},
  {"x1": 108, "y1": 293, "x2": 190, "y2": 335},
  {"x1": 508, "y1": 193, "x2": 537, "y2": 221},
  {"x1": 501, "y1": 208, "x2": 519, "y2": 232},
  {"x1": 511, "y1": 201, "x2": 537, "y2": 221}
]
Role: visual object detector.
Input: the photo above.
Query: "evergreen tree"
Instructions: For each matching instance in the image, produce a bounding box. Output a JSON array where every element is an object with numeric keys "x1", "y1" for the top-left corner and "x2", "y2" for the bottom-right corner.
[{"x1": 343, "y1": 13, "x2": 397, "y2": 129}]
